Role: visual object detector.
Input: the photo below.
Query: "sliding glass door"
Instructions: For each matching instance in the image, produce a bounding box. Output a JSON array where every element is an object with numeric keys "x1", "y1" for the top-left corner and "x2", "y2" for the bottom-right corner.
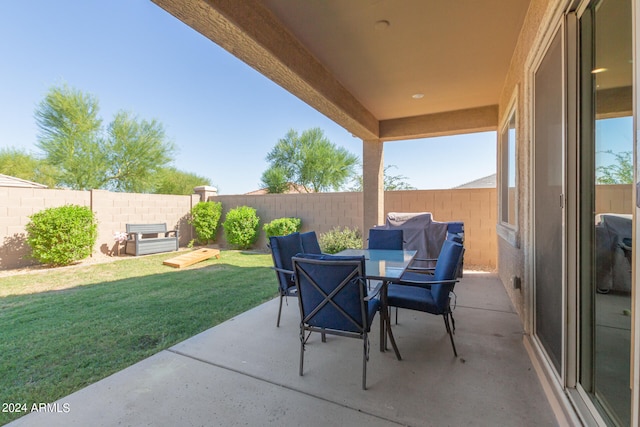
[{"x1": 578, "y1": 1, "x2": 633, "y2": 425}]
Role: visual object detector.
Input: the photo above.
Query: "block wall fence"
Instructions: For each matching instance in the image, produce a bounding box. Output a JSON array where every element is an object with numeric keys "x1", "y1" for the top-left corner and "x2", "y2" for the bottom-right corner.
[
  {"x1": 211, "y1": 188, "x2": 498, "y2": 269},
  {"x1": 1, "y1": 184, "x2": 630, "y2": 271}
]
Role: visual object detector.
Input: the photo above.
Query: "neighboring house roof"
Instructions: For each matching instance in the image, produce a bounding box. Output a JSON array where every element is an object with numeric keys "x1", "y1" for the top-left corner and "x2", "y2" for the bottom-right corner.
[
  {"x1": 245, "y1": 183, "x2": 313, "y2": 195},
  {"x1": 0, "y1": 174, "x2": 48, "y2": 189},
  {"x1": 454, "y1": 174, "x2": 496, "y2": 189}
]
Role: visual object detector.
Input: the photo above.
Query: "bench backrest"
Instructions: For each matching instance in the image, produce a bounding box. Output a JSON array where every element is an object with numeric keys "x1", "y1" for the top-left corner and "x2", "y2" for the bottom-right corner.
[{"x1": 126, "y1": 223, "x2": 168, "y2": 235}]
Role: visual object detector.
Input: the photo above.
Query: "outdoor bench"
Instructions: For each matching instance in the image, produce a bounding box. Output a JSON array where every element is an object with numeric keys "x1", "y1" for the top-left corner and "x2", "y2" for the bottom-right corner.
[{"x1": 124, "y1": 223, "x2": 179, "y2": 256}]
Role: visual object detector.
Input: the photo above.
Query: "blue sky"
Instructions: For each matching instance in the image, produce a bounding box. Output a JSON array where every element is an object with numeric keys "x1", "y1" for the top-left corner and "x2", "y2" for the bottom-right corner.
[{"x1": 0, "y1": 1, "x2": 497, "y2": 195}]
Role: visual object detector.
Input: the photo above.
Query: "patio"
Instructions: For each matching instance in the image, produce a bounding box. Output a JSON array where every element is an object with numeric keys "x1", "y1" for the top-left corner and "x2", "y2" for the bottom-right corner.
[{"x1": 8, "y1": 271, "x2": 557, "y2": 426}]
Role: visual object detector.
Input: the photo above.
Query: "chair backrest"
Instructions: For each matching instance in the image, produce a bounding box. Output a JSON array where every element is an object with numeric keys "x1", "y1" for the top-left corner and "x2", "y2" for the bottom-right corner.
[
  {"x1": 431, "y1": 239, "x2": 464, "y2": 309},
  {"x1": 368, "y1": 228, "x2": 403, "y2": 250},
  {"x1": 269, "y1": 232, "x2": 303, "y2": 292},
  {"x1": 300, "y1": 231, "x2": 322, "y2": 254},
  {"x1": 292, "y1": 254, "x2": 369, "y2": 333}
]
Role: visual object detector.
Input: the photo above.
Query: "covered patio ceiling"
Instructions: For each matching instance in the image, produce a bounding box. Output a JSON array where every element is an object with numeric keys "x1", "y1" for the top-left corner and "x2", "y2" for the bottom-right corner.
[{"x1": 151, "y1": 0, "x2": 531, "y2": 141}]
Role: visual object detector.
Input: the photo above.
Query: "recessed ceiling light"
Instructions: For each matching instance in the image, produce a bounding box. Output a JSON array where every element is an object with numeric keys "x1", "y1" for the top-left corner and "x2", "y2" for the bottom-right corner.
[
  {"x1": 374, "y1": 20, "x2": 390, "y2": 30},
  {"x1": 591, "y1": 68, "x2": 608, "y2": 74},
  {"x1": 412, "y1": 93, "x2": 424, "y2": 99}
]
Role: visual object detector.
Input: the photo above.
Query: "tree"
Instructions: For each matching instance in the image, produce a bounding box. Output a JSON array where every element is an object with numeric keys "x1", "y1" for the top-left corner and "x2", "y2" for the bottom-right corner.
[
  {"x1": 35, "y1": 85, "x2": 105, "y2": 190},
  {"x1": 104, "y1": 111, "x2": 175, "y2": 192},
  {"x1": 260, "y1": 166, "x2": 290, "y2": 194},
  {"x1": 0, "y1": 147, "x2": 58, "y2": 187},
  {"x1": 596, "y1": 150, "x2": 633, "y2": 184},
  {"x1": 34, "y1": 85, "x2": 175, "y2": 191},
  {"x1": 261, "y1": 128, "x2": 359, "y2": 193},
  {"x1": 154, "y1": 167, "x2": 212, "y2": 195},
  {"x1": 348, "y1": 165, "x2": 417, "y2": 191}
]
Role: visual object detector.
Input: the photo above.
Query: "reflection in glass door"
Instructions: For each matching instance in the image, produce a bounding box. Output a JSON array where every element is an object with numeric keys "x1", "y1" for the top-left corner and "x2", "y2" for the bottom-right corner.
[{"x1": 579, "y1": 0, "x2": 633, "y2": 425}]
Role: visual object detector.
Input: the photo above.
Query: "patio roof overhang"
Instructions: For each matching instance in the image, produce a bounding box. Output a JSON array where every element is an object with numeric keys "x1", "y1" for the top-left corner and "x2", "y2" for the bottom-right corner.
[{"x1": 151, "y1": 0, "x2": 530, "y2": 142}]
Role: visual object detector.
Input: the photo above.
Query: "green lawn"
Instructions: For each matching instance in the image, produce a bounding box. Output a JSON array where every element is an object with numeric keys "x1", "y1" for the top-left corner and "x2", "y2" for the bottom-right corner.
[{"x1": 0, "y1": 250, "x2": 277, "y2": 425}]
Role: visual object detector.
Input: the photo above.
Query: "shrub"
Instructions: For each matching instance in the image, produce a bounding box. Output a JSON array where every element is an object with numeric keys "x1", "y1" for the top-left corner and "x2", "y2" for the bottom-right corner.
[
  {"x1": 318, "y1": 226, "x2": 362, "y2": 254},
  {"x1": 222, "y1": 206, "x2": 260, "y2": 249},
  {"x1": 189, "y1": 201, "x2": 223, "y2": 244},
  {"x1": 25, "y1": 204, "x2": 98, "y2": 266},
  {"x1": 263, "y1": 217, "x2": 301, "y2": 238}
]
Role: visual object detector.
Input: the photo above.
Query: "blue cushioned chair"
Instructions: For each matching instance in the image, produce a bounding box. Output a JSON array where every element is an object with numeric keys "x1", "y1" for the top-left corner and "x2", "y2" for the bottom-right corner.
[
  {"x1": 292, "y1": 253, "x2": 381, "y2": 390},
  {"x1": 387, "y1": 239, "x2": 464, "y2": 357},
  {"x1": 269, "y1": 231, "x2": 324, "y2": 327},
  {"x1": 368, "y1": 228, "x2": 404, "y2": 250},
  {"x1": 300, "y1": 231, "x2": 322, "y2": 254},
  {"x1": 269, "y1": 232, "x2": 304, "y2": 327}
]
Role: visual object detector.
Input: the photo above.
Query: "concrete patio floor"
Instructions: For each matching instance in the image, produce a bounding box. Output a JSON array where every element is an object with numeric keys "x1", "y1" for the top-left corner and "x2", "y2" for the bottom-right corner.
[{"x1": 9, "y1": 272, "x2": 558, "y2": 426}]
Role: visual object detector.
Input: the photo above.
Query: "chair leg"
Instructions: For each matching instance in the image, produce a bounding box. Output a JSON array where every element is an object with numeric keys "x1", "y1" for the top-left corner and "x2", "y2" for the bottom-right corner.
[
  {"x1": 299, "y1": 328, "x2": 305, "y2": 376},
  {"x1": 362, "y1": 333, "x2": 368, "y2": 390},
  {"x1": 395, "y1": 307, "x2": 399, "y2": 324},
  {"x1": 321, "y1": 328, "x2": 326, "y2": 343},
  {"x1": 449, "y1": 312, "x2": 456, "y2": 333},
  {"x1": 277, "y1": 294, "x2": 284, "y2": 327},
  {"x1": 443, "y1": 314, "x2": 458, "y2": 357}
]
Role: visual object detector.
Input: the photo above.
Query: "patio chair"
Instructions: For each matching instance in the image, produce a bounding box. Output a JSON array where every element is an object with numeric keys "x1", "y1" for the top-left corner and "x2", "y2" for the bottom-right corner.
[
  {"x1": 292, "y1": 253, "x2": 381, "y2": 390},
  {"x1": 300, "y1": 231, "x2": 322, "y2": 254},
  {"x1": 367, "y1": 228, "x2": 404, "y2": 250},
  {"x1": 387, "y1": 239, "x2": 464, "y2": 357},
  {"x1": 269, "y1": 232, "x2": 304, "y2": 327}
]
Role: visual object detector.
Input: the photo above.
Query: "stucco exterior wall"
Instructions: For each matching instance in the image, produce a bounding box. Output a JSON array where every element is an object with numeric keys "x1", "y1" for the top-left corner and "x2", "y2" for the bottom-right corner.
[{"x1": 496, "y1": 0, "x2": 557, "y2": 317}]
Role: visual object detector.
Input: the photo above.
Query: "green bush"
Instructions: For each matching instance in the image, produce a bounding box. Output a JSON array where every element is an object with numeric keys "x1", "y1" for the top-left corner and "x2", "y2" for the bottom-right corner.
[
  {"x1": 318, "y1": 226, "x2": 362, "y2": 254},
  {"x1": 189, "y1": 201, "x2": 222, "y2": 244},
  {"x1": 263, "y1": 217, "x2": 301, "y2": 238},
  {"x1": 25, "y1": 204, "x2": 98, "y2": 266},
  {"x1": 222, "y1": 206, "x2": 260, "y2": 249}
]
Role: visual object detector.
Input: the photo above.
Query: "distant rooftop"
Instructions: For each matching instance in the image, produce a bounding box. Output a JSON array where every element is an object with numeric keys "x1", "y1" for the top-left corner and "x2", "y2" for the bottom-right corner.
[
  {"x1": 245, "y1": 183, "x2": 313, "y2": 195},
  {"x1": 0, "y1": 174, "x2": 48, "y2": 189},
  {"x1": 454, "y1": 174, "x2": 496, "y2": 189}
]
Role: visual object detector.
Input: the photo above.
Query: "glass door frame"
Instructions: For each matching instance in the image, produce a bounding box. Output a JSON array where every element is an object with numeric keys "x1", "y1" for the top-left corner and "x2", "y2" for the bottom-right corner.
[{"x1": 528, "y1": 16, "x2": 568, "y2": 387}]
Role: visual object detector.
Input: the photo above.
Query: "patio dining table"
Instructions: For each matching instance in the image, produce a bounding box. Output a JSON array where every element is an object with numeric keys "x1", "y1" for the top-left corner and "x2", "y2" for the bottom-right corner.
[{"x1": 336, "y1": 248, "x2": 417, "y2": 361}]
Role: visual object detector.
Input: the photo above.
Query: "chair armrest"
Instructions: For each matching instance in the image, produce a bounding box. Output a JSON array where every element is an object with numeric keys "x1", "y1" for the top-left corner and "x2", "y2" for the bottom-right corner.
[
  {"x1": 413, "y1": 257, "x2": 438, "y2": 263},
  {"x1": 364, "y1": 281, "x2": 383, "y2": 300},
  {"x1": 165, "y1": 230, "x2": 178, "y2": 237},
  {"x1": 126, "y1": 232, "x2": 140, "y2": 241},
  {"x1": 404, "y1": 266, "x2": 435, "y2": 273},
  {"x1": 271, "y1": 266, "x2": 294, "y2": 276},
  {"x1": 396, "y1": 278, "x2": 458, "y2": 287}
]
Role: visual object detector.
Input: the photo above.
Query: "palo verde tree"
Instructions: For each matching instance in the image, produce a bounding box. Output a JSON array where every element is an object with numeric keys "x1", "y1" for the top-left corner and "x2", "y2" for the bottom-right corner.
[
  {"x1": 154, "y1": 167, "x2": 213, "y2": 195},
  {"x1": 348, "y1": 165, "x2": 417, "y2": 191},
  {"x1": 0, "y1": 147, "x2": 58, "y2": 188},
  {"x1": 260, "y1": 128, "x2": 359, "y2": 193},
  {"x1": 34, "y1": 84, "x2": 175, "y2": 191},
  {"x1": 596, "y1": 150, "x2": 633, "y2": 184}
]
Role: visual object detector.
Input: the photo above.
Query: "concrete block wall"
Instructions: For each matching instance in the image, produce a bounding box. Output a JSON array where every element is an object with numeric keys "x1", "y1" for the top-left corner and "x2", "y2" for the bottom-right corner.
[
  {"x1": 1, "y1": 185, "x2": 628, "y2": 271},
  {"x1": 214, "y1": 188, "x2": 496, "y2": 269},
  {"x1": 213, "y1": 192, "x2": 364, "y2": 251},
  {"x1": 385, "y1": 188, "x2": 498, "y2": 269},
  {"x1": 0, "y1": 187, "x2": 198, "y2": 270},
  {"x1": 595, "y1": 184, "x2": 633, "y2": 214},
  {"x1": 0, "y1": 187, "x2": 91, "y2": 269}
]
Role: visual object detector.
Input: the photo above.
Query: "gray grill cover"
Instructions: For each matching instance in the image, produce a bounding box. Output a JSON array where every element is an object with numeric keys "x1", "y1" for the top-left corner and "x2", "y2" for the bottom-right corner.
[
  {"x1": 379, "y1": 212, "x2": 449, "y2": 260},
  {"x1": 595, "y1": 213, "x2": 632, "y2": 293}
]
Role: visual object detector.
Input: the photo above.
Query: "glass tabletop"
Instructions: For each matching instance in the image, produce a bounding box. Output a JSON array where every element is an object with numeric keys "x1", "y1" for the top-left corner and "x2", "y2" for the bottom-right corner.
[{"x1": 336, "y1": 249, "x2": 417, "y2": 281}]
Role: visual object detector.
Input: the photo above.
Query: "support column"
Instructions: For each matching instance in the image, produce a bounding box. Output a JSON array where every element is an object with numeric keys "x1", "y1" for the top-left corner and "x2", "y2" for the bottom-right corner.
[
  {"x1": 362, "y1": 139, "x2": 384, "y2": 243},
  {"x1": 193, "y1": 185, "x2": 218, "y2": 202}
]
